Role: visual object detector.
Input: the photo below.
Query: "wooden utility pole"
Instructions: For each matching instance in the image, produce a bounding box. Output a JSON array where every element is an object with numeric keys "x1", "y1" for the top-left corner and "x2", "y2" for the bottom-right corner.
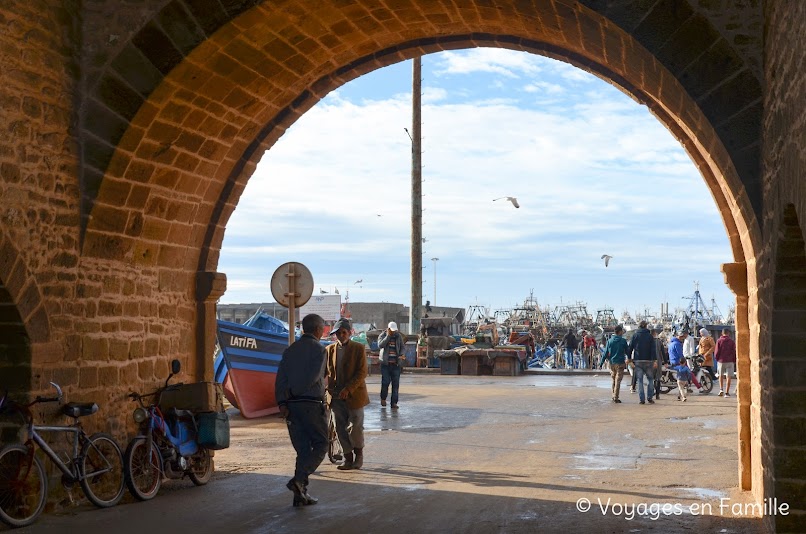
[{"x1": 410, "y1": 56, "x2": 422, "y2": 335}]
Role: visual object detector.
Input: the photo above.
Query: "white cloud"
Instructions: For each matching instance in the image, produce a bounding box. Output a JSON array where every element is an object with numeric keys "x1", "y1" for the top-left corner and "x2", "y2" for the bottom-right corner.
[{"x1": 433, "y1": 48, "x2": 544, "y2": 78}]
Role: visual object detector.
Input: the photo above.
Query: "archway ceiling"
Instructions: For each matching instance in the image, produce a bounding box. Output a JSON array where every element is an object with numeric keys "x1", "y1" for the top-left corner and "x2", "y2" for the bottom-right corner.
[{"x1": 81, "y1": 0, "x2": 762, "y2": 269}]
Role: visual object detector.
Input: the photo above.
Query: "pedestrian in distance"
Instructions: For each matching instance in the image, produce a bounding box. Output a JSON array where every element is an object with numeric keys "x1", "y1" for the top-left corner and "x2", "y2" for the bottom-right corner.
[
  {"x1": 669, "y1": 329, "x2": 703, "y2": 394},
  {"x1": 698, "y1": 328, "x2": 717, "y2": 380},
  {"x1": 562, "y1": 328, "x2": 577, "y2": 370},
  {"x1": 628, "y1": 320, "x2": 657, "y2": 404},
  {"x1": 378, "y1": 321, "x2": 407, "y2": 409},
  {"x1": 651, "y1": 326, "x2": 665, "y2": 400},
  {"x1": 714, "y1": 328, "x2": 737, "y2": 397},
  {"x1": 325, "y1": 317, "x2": 369, "y2": 471},
  {"x1": 601, "y1": 325, "x2": 629, "y2": 403},
  {"x1": 275, "y1": 313, "x2": 328, "y2": 507},
  {"x1": 675, "y1": 358, "x2": 694, "y2": 402}
]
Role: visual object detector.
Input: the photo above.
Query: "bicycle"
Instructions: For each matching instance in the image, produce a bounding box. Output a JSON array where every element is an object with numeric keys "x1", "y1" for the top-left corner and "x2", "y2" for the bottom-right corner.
[{"x1": 0, "y1": 382, "x2": 125, "y2": 528}]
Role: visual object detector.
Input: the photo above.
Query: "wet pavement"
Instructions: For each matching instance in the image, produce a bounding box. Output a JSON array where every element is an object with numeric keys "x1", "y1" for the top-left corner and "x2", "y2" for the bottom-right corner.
[{"x1": 10, "y1": 374, "x2": 767, "y2": 533}]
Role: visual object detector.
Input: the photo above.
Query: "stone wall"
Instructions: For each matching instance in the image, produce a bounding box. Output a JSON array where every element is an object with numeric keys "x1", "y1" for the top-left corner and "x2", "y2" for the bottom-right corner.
[
  {"x1": 761, "y1": 2, "x2": 806, "y2": 530},
  {"x1": 0, "y1": 1, "x2": 79, "y2": 394}
]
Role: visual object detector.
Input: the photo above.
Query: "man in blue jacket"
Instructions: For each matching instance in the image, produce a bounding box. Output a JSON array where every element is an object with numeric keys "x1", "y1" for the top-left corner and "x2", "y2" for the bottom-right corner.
[
  {"x1": 275, "y1": 314, "x2": 328, "y2": 507},
  {"x1": 601, "y1": 325, "x2": 629, "y2": 403}
]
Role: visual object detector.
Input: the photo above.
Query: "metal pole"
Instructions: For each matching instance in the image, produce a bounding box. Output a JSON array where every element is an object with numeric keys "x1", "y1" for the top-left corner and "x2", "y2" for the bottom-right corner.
[
  {"x1": 410, "y1": 56, "x2": 422, "y2": 335},
  {"x1": 432, "y1": 257, "x2": 439, "y2": 306},
  {"x1": 286, "y1": 264, "x2": 297, "y2": 346}
]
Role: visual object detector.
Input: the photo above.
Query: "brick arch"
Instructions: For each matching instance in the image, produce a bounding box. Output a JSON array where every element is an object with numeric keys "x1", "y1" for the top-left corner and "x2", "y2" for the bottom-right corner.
[
  {"x1": 84, "y1": 0, "x2": 762, "y2": 267},
  {"x1": 0, "y1": 228, "x2": 51, "y2": 393},
  {"x1": 76, "y1": 0, "x2": 768, "y2": 502}
]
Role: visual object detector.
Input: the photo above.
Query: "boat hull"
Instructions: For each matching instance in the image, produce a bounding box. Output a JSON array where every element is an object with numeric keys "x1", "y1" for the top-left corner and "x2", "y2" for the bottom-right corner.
[{"x1": 215, "y1": 320, "x2": 288, "y2": 419}]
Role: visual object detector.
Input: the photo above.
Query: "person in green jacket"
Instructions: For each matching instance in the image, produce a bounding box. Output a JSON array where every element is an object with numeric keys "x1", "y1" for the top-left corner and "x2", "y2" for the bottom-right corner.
[{"x1": 601, "y1": 325, "x2": 629, "y2": 403}]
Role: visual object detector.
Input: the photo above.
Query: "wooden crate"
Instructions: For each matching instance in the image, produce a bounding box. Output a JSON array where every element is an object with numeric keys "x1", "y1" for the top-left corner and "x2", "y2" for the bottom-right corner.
[
  {"x1": 440, "y1": 355, "x2": 460, "y2": 375},
  {"x1": 461, "y1": 351, "x2": 488, "y2": 376},
  {"x1": 493, "y1": 356, "x2": 519, "y2": 376}
]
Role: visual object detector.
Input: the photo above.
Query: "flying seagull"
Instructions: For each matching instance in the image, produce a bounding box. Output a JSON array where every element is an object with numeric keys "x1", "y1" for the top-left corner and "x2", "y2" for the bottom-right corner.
[
  {"x1": 320, "y1": 289, "x2": 328, "y2": 294},
  {"x1": 601, "y1": 254, "x2": 613, "y2": 267},
  {"x1": 493, "y1": 196, "x2": 520, "y2": 208},
  {"x1": 354, "y1": 279, "x2": 362, "y2": 284}
]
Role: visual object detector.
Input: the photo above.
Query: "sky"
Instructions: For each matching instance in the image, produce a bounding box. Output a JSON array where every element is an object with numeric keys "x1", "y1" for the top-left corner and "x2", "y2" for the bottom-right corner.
[{"x1": 217, "y1": 48, "x2": 735, "y2": 321}]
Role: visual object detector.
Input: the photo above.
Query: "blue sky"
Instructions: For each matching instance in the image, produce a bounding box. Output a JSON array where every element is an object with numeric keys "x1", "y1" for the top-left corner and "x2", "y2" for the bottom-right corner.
[{"x1": 218, "y1": 48, "x2": 735, "y2": 321}]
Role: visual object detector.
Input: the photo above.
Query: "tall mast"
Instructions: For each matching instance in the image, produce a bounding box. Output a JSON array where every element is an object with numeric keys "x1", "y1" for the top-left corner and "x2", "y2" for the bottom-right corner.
[{"x1": 410, "y1": 56, "x2": 423, "y2": 335}]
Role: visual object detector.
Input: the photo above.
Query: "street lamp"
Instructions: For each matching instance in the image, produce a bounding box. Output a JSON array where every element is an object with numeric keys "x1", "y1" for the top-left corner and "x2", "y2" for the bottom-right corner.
[{"x1": 431, "y1": 257, "x2": 439, "y2": 306}]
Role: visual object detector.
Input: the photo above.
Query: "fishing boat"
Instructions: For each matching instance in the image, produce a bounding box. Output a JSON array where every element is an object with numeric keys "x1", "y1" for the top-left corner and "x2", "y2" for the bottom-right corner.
[{"x1": 214, "y1": 311, "x2": 295, "y2": 419}]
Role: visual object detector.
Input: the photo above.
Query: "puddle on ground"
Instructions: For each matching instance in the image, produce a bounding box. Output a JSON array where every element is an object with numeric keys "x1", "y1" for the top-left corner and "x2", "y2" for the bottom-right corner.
[
  {"x1": 679, "y1": 487, "x2": 728, "y2": 500},
  {"x1": 570, "y1": 453, "x2": 638, "y2": 471}
]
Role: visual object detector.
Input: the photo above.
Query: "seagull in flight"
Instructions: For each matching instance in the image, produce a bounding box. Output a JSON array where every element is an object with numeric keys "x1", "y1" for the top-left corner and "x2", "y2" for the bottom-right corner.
[
  {"x1": 320, "y1": 289, "x2": 328, "y2": 294},
  {"x1": 354, "y1": 279, "x2": 362, "y2": 284},
  {"x1": 493, "y1": 196, "x2": 520, "y2": 208},
  {"x1": 601, "y1": 254, "x2": 613, "y2": 267}
]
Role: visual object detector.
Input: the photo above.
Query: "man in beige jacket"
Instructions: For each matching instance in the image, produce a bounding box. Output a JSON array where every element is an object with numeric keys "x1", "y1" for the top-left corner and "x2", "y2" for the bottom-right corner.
[{"x1": 326, "y1": 318, "x2": 369, "y2": 470}]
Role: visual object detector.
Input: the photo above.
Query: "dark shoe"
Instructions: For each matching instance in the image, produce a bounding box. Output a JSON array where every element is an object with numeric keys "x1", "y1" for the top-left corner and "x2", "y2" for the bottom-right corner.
[
  {"x1": 639, "y1": 401, "x2": 645, "y2": 405},
  {"x1": 380, "y1": 399, "x2": 387, "y2": 407},
  {"x1": 647, "y1": 399, "x2": 655, "y2": 404},
  {"x1": 337, "y1": 452, "x2": 354, "y2": 471},
  {"x1": 614, "y1": 399, "x2": 622, "y2": 403},
  {"x1": 287, "y1": 479, "x2": 317, "y2": 506},
  {"x1": 353, "y1": 448, "x2": 363, "y2": 470},
  {"x1": 391, "y1": 404, "x2": 399, "y2": 410}
]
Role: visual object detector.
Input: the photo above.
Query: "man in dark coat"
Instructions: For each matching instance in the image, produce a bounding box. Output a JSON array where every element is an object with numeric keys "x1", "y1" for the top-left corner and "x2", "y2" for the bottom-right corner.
[
  {"x1": 628, "y1": 320, "x2": 657, "y2": 404},
  {"x1": 275, "y1": 313, "x2": 328, "y2": 506}
]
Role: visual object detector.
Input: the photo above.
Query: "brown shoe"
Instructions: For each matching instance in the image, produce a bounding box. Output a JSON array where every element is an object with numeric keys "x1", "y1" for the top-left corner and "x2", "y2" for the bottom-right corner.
[
  {"x1": 380, "y1": 399, "x2": 387, "y2": 407},
  {"x1": 352, "y1": 448, "x2": 363, "y2": 470},
  {"x1": 391, "y1": 404, "x2": 399, "y2": 410}
]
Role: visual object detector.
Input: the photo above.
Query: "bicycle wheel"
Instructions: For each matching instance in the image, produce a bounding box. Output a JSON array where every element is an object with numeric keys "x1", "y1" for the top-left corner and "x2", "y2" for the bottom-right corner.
[
  {"x1": 188, "y1": 448, "x2": 213, "y2": 486},
  {"x1": 0, "y1": 444, "x2": 47, "y2": 527},
  {"x1": 80, "y1": 433, "x2": 125, "y2": 508},
  {"x1": 327, "y1": 409, "x2": 343, "y2": 464},
  {"x1": 699, "y1": 373, "x2": 714, "y2": 394},
  {"x1": 124, "y1": 437, "x2": 162, "y2": 501}
]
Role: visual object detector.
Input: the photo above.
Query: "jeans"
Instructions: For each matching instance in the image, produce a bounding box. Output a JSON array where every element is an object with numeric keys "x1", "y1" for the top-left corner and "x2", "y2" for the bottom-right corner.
[
  {"x1": 634, "y1": 360, "x2": 655, "y2": 402},
  {"x1": 564, "y1": 349, "x2": 574, "y2": 369},
  {"x1": 330, "y1": 399, "x2": 364, "y2": 454},
  {"x1": 380, "y1": 363, "x2": 402, "y2": 405},
  {"x1": 285, "y1": 401, "x2": 328, "y2": 485}
]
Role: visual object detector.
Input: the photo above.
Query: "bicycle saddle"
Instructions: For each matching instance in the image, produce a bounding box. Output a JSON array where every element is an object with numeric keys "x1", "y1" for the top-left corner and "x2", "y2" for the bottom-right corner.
[{"x1": 62, "y1": 402, "x2": 99, "y2": 418}]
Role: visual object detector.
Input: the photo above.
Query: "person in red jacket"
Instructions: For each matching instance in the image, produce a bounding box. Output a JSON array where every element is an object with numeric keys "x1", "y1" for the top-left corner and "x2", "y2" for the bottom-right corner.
[{"x1": 714, "y1": 328, "x2": 737, "y2": 397}]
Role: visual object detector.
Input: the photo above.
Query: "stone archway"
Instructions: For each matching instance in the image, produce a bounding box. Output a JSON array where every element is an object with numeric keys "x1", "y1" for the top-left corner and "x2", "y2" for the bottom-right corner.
[
  {"x1": 57, "y1": 0, "x2": 766, "y2": 508},
  {"x1": 0, "y1": 228, "x2": 51, "y2": 394}
]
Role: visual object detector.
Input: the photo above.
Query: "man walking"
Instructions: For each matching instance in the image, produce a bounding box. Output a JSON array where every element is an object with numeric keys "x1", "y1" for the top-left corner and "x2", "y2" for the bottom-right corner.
[
  {"x1": 628, "y1": 320, "x2": 657, "y2": 404},
  {"x1": 601, "y1": 325, "x2": 629, "y2": 403},
  {"x1": 326, "y1": 317, "x2": 369, "y2": 470},
  {"x1": 378, "y1": 321, "x2": 407, "y2": 409},
  {"x1": 714, "y1": 328, "x2": 737, "y2": 397},
  {"x1": 275, "y1": 313, "x2": 328, "y2": 507},
  {"x1": 562, "y1": 328, "x2": 577, "y2": 369}
]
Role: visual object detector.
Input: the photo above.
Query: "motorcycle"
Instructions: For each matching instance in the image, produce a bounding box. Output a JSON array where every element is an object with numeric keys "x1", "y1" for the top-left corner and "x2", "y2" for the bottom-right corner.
[
  {"x1": 658, "y1": 355, "x2": 714, "y2": 395},
  {"x1": 123, "y1": 359, "x2": 213, "y2": 500}
]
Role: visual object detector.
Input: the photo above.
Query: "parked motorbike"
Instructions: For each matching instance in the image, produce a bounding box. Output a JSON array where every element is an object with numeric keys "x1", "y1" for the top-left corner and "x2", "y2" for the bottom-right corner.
[
  {"x1": 658, "y1": 355, "x2": 713, "y2": 395},
  {"x1": 123, "y1": 360, "x2": 213, "y2": 500}
]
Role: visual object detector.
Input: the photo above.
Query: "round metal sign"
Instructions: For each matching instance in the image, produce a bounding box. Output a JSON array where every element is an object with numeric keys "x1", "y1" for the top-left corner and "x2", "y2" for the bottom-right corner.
[{"x1": 270, "y1": 262, "x2": 314, "y2": 308}]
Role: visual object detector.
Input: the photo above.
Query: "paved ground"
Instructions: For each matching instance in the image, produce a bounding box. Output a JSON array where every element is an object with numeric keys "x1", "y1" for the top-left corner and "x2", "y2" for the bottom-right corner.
[{"x1": 10, "y1": 373, "x2": 767, "y2": 533}]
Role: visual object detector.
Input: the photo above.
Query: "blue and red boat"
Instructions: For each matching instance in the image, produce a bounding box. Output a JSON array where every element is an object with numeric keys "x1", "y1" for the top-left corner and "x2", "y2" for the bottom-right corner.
[{"x1": 214, "y1": 311, "x2": 295, "y2": 419}]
